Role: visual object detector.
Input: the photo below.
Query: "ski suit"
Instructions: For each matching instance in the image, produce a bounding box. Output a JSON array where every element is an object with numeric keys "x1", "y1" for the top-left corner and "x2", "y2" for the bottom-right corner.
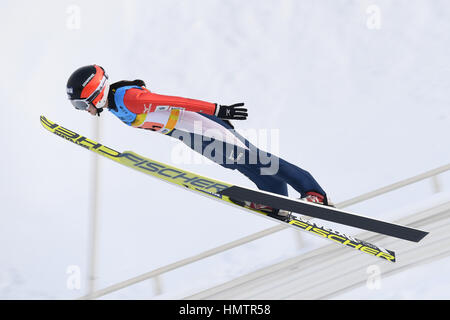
[{"x1": 106, "y1": 80, "x2": 327, "y2": 198}]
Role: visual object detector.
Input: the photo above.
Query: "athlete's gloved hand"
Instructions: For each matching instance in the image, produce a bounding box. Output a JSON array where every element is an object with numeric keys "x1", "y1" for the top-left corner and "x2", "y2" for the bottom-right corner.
[{"x1": 214, "y1": 103, "x2": 248, "y2": 120}]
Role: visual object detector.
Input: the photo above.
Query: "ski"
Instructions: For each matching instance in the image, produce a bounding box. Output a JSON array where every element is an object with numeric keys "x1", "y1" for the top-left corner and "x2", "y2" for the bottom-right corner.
[
  {"x1": 220, "y1": 186, "x2": 428, "y2": 242},
  {"x1": 40, "y1": 115, "x2": 396, "y2": 262}
]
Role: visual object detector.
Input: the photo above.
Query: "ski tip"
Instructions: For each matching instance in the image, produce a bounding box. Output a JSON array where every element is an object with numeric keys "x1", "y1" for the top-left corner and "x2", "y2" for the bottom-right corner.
[{"x1": 40, "y1": 115, "x2": 53, "y2": 131}]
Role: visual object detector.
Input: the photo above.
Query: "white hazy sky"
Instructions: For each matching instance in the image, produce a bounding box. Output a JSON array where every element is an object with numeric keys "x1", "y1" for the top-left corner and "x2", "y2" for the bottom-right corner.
[{"x1": 0, "y1": 0, "x2": 449, "y2": 299}]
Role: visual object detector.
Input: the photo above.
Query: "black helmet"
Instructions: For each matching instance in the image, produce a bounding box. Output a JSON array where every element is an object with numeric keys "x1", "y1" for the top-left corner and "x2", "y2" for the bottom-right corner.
[{"x1": 66, "y1": 65, "x2": 109, "y2": 111}]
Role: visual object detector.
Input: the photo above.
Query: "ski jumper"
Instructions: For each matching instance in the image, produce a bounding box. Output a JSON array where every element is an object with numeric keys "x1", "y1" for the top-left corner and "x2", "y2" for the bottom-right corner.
[{"x1": 106, "y1": 80, "x2": 327, "y2": 198}]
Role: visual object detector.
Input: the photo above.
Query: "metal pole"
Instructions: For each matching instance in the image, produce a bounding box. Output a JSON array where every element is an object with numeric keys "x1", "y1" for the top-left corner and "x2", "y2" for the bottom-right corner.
[{"x1": 87, "y1": 118, "x2": 100, "y2": 295}]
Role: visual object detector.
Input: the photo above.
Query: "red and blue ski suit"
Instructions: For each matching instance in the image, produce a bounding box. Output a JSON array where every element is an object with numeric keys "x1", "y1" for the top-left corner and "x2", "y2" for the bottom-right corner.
[{"x1": 107, "y1": 80, "x2": 327, "y2": 199}]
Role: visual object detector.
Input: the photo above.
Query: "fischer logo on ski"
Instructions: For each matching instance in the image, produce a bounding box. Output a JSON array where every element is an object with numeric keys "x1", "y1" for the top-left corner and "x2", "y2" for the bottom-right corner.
[
  {"x1": 288, "y1": 217, "x2": 395, "y2": 262},
  {"x1": 119, "y1": 151, "x2": 230, "y2": 195}
]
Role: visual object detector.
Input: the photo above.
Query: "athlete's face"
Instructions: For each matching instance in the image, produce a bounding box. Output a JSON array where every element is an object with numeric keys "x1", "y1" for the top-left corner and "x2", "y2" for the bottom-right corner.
[
  {"x1": 87, "y1": 104, "x2": 97, "y2": 116},
  {"x1": 86, "y1": 99, "x2": 108, "y2": 116}
]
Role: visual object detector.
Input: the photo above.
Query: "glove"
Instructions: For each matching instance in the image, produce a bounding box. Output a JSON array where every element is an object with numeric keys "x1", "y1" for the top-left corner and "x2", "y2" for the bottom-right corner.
[{"x1": 214, "y1": 103, "x2": 248, "y2": 120}]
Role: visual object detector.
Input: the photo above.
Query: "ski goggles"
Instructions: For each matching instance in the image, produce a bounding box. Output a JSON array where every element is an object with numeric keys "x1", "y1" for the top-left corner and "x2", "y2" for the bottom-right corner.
[{"x1": 70, "y1": 73, "x2": 109, "y2": 110}]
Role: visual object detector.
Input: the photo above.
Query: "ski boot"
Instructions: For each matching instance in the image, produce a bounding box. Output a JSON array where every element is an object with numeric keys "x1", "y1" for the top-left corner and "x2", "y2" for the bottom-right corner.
[
  {"x1": 299, "y1": 191, "x2": 335, "y2": 221},
  {"x1": 301, "y1": 191, "x2": 335, "y2": 207},
  {"x1": 228, "y1": 198, "x2": 291, "y2": 222}
]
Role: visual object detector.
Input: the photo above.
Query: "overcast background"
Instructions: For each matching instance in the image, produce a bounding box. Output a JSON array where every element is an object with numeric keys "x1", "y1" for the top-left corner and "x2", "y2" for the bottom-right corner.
[{"x1": 0, "y1": 0, "x2": 449, "y2": 299}]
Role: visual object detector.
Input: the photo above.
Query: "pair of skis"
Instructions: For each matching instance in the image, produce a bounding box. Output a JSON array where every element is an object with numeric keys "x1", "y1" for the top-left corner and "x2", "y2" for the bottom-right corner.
[{"x1": 40, "y1": 115, "x2": 428, "y2": 263}]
